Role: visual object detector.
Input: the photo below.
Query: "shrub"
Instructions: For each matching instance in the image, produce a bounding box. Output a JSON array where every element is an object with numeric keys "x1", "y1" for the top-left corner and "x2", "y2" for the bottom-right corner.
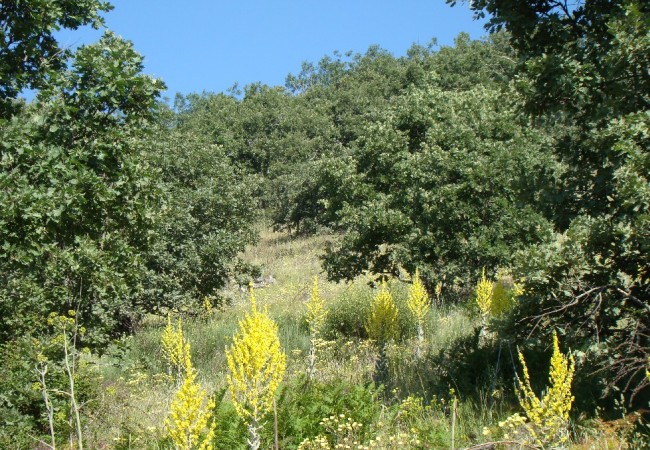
[{"x1": 323, "y1": 281, "x2": 374, "y2": 340}]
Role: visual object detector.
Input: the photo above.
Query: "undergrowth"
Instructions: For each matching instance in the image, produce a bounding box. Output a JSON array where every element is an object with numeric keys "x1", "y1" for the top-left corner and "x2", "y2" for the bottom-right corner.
[{"x1": 11, "y1": 228, "x2": 643, "y2": 449}]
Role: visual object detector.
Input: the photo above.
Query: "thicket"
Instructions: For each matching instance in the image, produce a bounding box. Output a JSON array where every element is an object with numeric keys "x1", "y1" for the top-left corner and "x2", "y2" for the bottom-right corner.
[{"x1": 0, "y1": 1, "x2": 257, "y2": 440}]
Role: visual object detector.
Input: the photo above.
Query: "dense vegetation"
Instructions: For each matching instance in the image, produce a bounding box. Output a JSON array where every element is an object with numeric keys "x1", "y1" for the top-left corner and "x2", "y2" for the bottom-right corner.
[{"x1": 1, "y1": 0, "x2": 648, "y2": 448}]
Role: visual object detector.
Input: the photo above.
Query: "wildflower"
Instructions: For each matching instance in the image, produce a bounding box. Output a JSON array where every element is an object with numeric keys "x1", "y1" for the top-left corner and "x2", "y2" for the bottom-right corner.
[
  {"x1": 161, "y1": 314, "x2": 191, "y2": 376},
  {"x1": 226, "y1": 287, "x2": 286, "y2": 450},
  {"x1": 202, "y1": 297, "x2": 214, "y2": 316},
  {"x1": 475, "y1": 268, "x2": 494, "y2": 319},
  {"x1": 306, "y1": 276, "x2": 328, "y2": 337},
  {"x1": 366, "y1": 280, "x2": 399, "y2": 345},
  {"x1": 490, "y1": 269, "x2": 523, "y2": 318},
  {"x1": 501, "y1": 331, "x2": 575, "y2": 447},
  {"x1": 406, "y1": 269, "x2": 429, "y2": 352},
  {"x1": 165, "y1": 354, "x2": 216, "y2": 450},
  {"x1": 306, "y1": 276, "x2": 328, "y2": 378}
]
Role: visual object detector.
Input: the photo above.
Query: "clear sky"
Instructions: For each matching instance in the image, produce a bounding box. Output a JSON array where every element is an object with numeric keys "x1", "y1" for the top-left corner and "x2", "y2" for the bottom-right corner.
[{"x1": 56, "y1": 1, "x2": 487, "y2": 100}]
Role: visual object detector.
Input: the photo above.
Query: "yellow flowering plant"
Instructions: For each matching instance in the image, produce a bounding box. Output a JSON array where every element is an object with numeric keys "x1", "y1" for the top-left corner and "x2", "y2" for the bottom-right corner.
[
  {"x1": 406, "y1": 269, "x2": 429, "y2": 353},
  {"x1": 166, "y1": 343, "x2": 216, "y2": 450},
  {"x1": 475, "y1": 268, "x2": 495, "y2": 320},
  {"x1": 306, "y1": 276, "x2": 328, "y2": 379},
  {"x1": 366, "y1": 279, "x2": 399, "y2": 345},
  {"x1": 202, "y1": 297, "x2": 214, "y2": 318},
  {"x1": 501, "y1": 331, "x2": 576, "y2": 447},
  {"x1": 226, "y1": 287, "x2": 287, "y2": 450},
  {"x1": 491, "y1": 269, "x2": 523, "y2": 318},
  {"x1": 366, "y1": 280, "x2": 399, "y2": 383},
  {"x1": 306, "y1": 276, "x2": 328, "y2": 338},
  {"x1": 161, "y1": 314, "x2": 191, "y2": 377},
  {"x1": 476, "y1": 268, "x2": 522, "y2": 321}
]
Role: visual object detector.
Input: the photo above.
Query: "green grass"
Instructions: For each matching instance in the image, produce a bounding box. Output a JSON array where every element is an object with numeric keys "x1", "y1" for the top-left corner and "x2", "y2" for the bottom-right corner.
[{"x1": 75, "y1": 228, "x2": 622, "y2": 449}]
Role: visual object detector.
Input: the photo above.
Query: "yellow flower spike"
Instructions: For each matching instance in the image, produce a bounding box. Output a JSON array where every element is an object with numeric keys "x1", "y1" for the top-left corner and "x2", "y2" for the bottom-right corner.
[
  {"x1": 161, "y1": 314, "x2": 191, "y2": 377},
  {"x1": 306, "y1": 276, "x2": 328, "y2": 338},
  {"x1": 475, "y1": 268, "x2": 494, "y2": 319},
  {"x1": 202, "y1": 297, "x2": 214, "y2": 316},
  {"x1": 165, "y1": 360, "x2": 216, "y2": 450},
  {"x1": 366, "y1": 279, "x2": 399, "y2": 345},
  {"x1": 490, "y1": 269, "x2": 523, "y2": 318},
  {"x1": 407, "y1": 269, "x2": 430, "y2": 344},
  {"x1": 504, "y1": 331, "x2": 576, "y2": 447},
  {"x1": 226, "y1": 286, "x2": 286, "y2": 449}
]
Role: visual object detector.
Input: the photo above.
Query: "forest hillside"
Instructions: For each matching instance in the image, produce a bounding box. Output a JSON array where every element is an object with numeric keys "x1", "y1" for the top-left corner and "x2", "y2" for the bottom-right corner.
[{"x1": 0, "y1": 0, "x2": 648, "y2": 448}]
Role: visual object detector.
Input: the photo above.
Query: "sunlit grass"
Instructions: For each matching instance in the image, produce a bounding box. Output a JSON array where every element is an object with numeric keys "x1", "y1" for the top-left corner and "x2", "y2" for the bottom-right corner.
[{"x1": 82, "y1": 228, "x2": 612, "y2": 449}]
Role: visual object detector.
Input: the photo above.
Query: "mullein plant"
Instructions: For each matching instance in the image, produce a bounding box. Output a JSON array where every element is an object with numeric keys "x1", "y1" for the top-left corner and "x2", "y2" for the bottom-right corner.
[
  {"x1": 475, "y1": 268, "x2": 522, "y2": 346},
  {"x1": 366, "y1": 279, "x2": 399, "y2": 383},
  {"x1": 306, "y1": 276, "x2": 328, "y2": 379},
  {"x1": 500, "y1": 331, "x2": 576, "y2": 448},
  {"x1": 165, "y1": 341, "x2": 216, "y2": 450},
  {"x1": 406, "y1": 269, "x2": 430, "y2": 358},
  {"x1": 491, "y1": 269, "x2": 523, "y2": 319},
  {"x1": 161, "y1": 314, "x2": 191, "y2": 380},
  {"x1": 202, "y1": 297, "x2": 215, "y2": 319},
  {"x1": 226, "y1": 286, "x2": 287, "y2": 450},
  {"x1": 476, "y1": 268, "x2": 523, "y2": 321},
  {"x1": 366, "y1": 279, "x2": 400, "y2": 344},
  {"x1": 475, "y1": 268, "x2": 495, "y2": 324}
]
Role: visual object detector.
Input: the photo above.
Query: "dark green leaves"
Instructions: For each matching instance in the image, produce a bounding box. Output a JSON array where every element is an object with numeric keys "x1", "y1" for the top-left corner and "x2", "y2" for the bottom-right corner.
[{"x1": 0, "y1": 0, "x2": 112, "y2": 113}]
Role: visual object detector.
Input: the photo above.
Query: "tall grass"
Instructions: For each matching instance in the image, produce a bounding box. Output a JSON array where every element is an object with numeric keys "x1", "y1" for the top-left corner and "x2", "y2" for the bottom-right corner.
[{"x1": 77, "y1": 229, "x2": 612, "y2": 449}]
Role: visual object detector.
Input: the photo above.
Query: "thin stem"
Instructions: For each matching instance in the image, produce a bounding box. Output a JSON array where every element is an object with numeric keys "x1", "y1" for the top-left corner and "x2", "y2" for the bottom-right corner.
[
  {"x1": 36, "y1": 363, "x2": 56, "y2": 450},
  {"x1": 62, "y1": 330, "x2": 83, "y2": 450},
  {"x1": 451, "y1": 397, "x2": 457, "y2": 450}
]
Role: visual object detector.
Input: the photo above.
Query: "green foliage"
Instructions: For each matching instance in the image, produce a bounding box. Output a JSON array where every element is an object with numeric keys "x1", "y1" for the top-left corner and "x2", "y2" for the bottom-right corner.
[
  {"x1": 0, "y1": 31, "x2": 165, "y2": 347},
  {"x1": 0, "y1": 0, "x2": 112, "y2": 112},
  {"x1": 0, "y1": 312, "x2": 102, "y2": 449},
  {"x1": 143, "y1": 124, "x2": 258, "y2": 310},
  {"x1": 323, "y1": 82, "x2": 556, "y2": 288},
  {"x1": 454, "y1": 0, "x2": 650, "y2": 402},
  {"x1": 323, "y1": 282, "x2": 374, "y2": 340},
  {"x1": 211, "y1": 389, "x2": 248, "y2": 450},
  {"x1": 0, "y1": 6, "x2": 259, "y2": 442},
  {"x1": 0, "y1": 338, "x2": 44, "y2": 448},
  {"x1": 273, "y1": 376, "x2": 383, "y2": 449}
]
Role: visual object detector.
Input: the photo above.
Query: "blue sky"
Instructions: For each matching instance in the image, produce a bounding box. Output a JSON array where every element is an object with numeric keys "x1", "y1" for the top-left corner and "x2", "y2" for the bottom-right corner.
[{"x1": 56, "y1": 1, "x2": 487, "y2": 99}]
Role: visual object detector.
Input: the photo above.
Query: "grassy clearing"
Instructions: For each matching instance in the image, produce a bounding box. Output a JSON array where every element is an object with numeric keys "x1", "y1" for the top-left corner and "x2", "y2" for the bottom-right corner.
[{"x1": 78, "y1": 228, "x2": 635, "y2": 449}]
